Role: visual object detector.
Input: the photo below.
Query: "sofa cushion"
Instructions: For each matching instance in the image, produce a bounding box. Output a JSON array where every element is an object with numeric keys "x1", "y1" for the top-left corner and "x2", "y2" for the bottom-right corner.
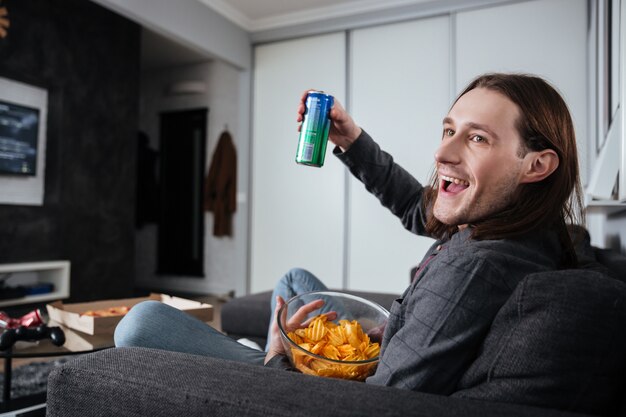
[
  {"x1": 453, "y1": 270, "x2": 626, "y2": 416},
  {"x1": 594, "y1": 248, "x2": 626, "y2": 282},
  {"x1": 47, "y1": 347, "x2": 594, "y2": 417},
  {"x1": 221, "y1": 290, "x2": 273, "y2": 344}
]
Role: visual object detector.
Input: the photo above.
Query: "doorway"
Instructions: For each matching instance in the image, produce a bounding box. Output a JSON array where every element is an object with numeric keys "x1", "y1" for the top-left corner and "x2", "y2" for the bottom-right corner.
[{"x1": 157, "y1": 108, "x2": 208, "y2": 276}]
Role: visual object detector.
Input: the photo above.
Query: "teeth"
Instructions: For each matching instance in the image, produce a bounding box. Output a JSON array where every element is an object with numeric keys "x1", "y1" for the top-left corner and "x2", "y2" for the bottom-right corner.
[{"x1": 441, "y1": 175, "x2": 469, "y2": 186}]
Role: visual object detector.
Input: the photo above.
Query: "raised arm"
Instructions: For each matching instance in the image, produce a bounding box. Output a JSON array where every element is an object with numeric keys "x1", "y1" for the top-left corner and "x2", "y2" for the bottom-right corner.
[{"x1": 297, "y1": 92, "x2": 430, "y2": 236}]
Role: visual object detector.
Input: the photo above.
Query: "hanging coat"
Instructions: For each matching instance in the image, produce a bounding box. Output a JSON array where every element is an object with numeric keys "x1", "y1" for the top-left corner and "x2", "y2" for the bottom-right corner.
[{"x1": 204, "y1": 130, "x2": 237, "y2": 237}]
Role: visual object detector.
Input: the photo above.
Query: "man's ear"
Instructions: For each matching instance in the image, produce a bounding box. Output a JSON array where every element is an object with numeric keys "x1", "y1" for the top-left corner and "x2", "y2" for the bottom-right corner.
[{"x1": 520, "y1": 149, "x2": 559, "y2": 184}]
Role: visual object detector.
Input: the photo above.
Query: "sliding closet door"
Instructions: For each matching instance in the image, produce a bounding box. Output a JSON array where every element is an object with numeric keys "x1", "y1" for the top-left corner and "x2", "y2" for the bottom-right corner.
[
  {"x1": 348, "y1": 16, "x2": 450, "y2": 293},
  {"x1": 250, "y1": 33, "x2": 346, "y2": 293},
  {"x1": 456, "y1": 0, "x2": 588, "y2": 180}
]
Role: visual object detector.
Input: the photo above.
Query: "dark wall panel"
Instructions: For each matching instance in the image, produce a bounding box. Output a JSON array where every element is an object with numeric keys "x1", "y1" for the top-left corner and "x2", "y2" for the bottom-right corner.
[{"x1": 0, "y1": 0, "x2": 140, "y2": 301}]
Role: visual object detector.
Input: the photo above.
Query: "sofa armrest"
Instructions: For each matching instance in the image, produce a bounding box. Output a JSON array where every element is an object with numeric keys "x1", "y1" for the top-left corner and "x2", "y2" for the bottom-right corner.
[{"x1": 47, "y1": 347, "x2": 591, "y2": 417}]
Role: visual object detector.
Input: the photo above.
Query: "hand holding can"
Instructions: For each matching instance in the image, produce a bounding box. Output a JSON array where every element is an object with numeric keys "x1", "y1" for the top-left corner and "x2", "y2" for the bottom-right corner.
[
  {"x1": 295, "y1": 91, "x2": 334, "y2": 167},
  {"x1": 296, "y1": 91, "x2": 362, "y2": 157}
]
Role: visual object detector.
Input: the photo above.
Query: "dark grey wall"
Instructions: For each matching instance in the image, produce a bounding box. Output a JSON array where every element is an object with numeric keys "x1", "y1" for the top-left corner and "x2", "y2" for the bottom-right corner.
[{"x1": 0, "y1": 0, "x2": 140, "y2": 301}]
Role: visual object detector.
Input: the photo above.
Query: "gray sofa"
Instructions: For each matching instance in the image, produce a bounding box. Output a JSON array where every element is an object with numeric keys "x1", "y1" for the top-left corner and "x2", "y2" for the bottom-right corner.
[{"x1": 47, "y1": 238, "x2": 626, "y2": 417}]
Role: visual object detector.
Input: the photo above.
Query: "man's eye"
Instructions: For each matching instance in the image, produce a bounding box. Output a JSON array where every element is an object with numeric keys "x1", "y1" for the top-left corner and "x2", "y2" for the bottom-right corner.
[
  {"x1": 471, "y1": 135, "x2": 486, "y2": 143},
  {"x1": 444, "y1": 129, "x2": 454, "y2": 137}
]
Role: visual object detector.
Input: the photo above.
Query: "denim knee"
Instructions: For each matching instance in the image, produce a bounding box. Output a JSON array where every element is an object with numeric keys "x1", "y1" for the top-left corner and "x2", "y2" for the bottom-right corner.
[
  {"x1": 282, "y1": 267, "x2": 315, "y2": 284},
  {"x1": 274, "y1": 268, "x2": 326, "y2": 299},
  {"x1": 114, "y1": 300, "x2": 163, "y2": 347}
]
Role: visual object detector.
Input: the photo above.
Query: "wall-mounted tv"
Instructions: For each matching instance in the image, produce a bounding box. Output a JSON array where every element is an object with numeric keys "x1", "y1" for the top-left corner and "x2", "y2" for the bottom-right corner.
[
  {"x1": 0, "y1": 100, "x2": 40, "y2": 176},
  {"x1": 0, "y1": 76, "x2": 48, "y2": 206}
]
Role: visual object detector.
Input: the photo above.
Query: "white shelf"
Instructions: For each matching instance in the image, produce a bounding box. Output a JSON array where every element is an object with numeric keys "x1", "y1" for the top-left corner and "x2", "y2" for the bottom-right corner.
[
  {"x1": 0, "y1": 260, "x2": 70, "y2": 308},
  {"x1": 586, "y1": 200, "x2": 626, "y2": 215}
]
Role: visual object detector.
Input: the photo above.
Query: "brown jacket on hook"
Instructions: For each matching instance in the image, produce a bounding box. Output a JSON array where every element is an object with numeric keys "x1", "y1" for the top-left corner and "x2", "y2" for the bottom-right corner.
[{"x1": 204, "y1": 130, "x2": 237, "y2": 237}]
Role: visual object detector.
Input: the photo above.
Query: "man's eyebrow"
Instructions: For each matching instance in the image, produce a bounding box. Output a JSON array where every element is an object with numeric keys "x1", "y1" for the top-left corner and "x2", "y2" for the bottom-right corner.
[
  {"x1": 467, "y1": 122, "x2": 499, "y2": 140},
  {"x1": 442, "y1": 117, "x2": 499, "y2": 140}
]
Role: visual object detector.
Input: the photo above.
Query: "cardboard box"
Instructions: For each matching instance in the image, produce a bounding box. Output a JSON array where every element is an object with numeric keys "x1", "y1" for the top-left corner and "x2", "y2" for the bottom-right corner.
[
  {"x1": 46, "y1": 293, "x2": 213, "y2": 335},
  {"x1": 48, "y1": 321, "x2": 115, "y2": 352}
]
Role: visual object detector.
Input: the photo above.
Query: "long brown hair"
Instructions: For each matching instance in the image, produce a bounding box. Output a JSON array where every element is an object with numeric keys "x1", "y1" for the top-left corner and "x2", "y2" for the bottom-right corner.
[{"x1": 424, "y1": 73, "x2": 584, "y2": 267}]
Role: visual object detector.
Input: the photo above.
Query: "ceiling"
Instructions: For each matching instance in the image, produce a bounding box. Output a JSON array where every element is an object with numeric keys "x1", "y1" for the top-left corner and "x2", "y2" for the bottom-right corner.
[
  {"x1": 141, "y1": 0, "x2": 437, "y2": 70},
  {"x1": 197, "y1": 0, "x2": 436, "y2": 32}
]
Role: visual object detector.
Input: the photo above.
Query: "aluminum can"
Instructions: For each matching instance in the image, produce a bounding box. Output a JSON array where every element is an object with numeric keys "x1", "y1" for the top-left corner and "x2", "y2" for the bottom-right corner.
[
  {"x1": 19, "y1": 309, "x2": 44, "y2": 328},
  {"x1": 0, "y1": 311, "x2": 11, "y2": 328},
  {"x1": 296, "y1": 91, "x2": 334, "y2": 167},
  {"x1": 0, "y1": 309, "x2": 44, "y2": 329}
]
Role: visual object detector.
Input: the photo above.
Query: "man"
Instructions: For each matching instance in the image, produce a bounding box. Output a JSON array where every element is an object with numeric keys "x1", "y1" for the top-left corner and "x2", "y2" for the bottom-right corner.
[
  {"x1": 264, "y1": 73, "x2": 584, "y2": 393},
  {"x1": 116, "y1": 73, "x2": 584, "y2": 395}
]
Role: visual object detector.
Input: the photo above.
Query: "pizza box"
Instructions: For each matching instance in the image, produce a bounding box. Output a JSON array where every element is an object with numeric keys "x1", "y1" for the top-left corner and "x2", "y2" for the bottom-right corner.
[
  {"x1": 48, "y1": 320, "x2": 115, "y2": 352},
  {"x1": 46, "y1": 293, "x2": 213, "y2": 335}
]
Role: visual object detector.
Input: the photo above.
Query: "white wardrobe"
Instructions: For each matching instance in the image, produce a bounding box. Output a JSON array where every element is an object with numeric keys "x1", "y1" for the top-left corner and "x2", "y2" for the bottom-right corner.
[{"x1": 250, "y1": 0, "x2": 588, "y2": 294}]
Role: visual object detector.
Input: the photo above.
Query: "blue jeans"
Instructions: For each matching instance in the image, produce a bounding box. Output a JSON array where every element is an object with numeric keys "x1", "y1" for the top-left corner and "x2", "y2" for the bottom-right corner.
[{"x1": 114, "y1": 268, "x2": 327, "y2": 364}]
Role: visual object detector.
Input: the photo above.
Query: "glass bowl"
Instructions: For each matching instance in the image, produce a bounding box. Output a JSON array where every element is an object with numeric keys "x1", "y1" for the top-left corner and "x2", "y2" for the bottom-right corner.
[{"x1": 277, "y1": 291, "x2": 389, "y2": 381}]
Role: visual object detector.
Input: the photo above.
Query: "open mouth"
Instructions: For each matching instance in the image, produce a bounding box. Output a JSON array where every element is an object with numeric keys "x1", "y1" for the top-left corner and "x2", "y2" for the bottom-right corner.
[{"x1": 440, "y1": 175, "x2": 469, "y2": 193}]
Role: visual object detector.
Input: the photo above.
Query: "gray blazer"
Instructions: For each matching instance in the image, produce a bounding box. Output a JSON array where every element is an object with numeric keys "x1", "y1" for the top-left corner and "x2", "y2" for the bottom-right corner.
[{"x1": 335, "y1": 131, "x2": 562, "y2": 394}]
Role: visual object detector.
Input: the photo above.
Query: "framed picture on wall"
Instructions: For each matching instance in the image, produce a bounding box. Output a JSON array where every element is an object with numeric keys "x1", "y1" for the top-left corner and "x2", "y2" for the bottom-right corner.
[
  {"x1": 0, "y1": 76, "x2": 48, "y2": 205},
  {"x1": 0, "y1": 99, "x2": 40, "y2": 176}
]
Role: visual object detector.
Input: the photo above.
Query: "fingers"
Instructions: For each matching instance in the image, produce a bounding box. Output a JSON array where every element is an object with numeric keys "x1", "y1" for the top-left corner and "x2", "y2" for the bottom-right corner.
[
  {"x1": 300, "y1": 89, "x2": 313, "y2": 102},
  {"x1": 329, "y1": 100, "x2": 353, "y2": 127},
  {"x1": 265, "y1": 297, "x2": 287, "y2": 364},
  {"x1": 296, "y1": 89, "x2": 315, "y2": 125},
  {"x1": 297, "y1": 89, "x2": 335, "y2": 127},
  {"x1": 296, "y1": 91, "x2": 308, "y2": 131},
  {"x1": 329, "y1": 107, "x2": 345, "y2": 123},
  {"x1": 280, "y1": 297, "x2": 339, "y2": 334},
  {"x1": 275, "y1": 295, "x2": 285, "y2": 311},
  {"x1": 325, "y1": 311, "x2": 338, "y2": 321},
  {"x1": 329, "y1": 99, "x2": 344, "y2": 116},
  {"x1": 273, "y1": 295, "x2": 285, "y2": 329},
  {"x1": 301, "y1": 310, "x2": 337, "y2": 327},
  {"x1": 296, "y1": 90, "x2": 360, "y2": 146},
  {"x1": 296, "y1": 102, "x2": 305, "y2": 126},
  {"x1": 288, "y1": 299, "x2": 324, "y2": 328}
]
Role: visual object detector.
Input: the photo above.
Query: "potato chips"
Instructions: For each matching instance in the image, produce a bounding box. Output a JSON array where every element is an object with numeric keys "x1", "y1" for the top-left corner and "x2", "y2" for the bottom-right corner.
[{"x1": 286, "y1": 314, "x2": 380, "y2": 381}]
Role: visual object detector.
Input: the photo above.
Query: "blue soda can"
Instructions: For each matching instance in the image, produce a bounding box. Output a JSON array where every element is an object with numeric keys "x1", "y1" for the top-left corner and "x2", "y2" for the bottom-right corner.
[{"x1": 296, "y1": 91, "x2": 334, "y2": 167}]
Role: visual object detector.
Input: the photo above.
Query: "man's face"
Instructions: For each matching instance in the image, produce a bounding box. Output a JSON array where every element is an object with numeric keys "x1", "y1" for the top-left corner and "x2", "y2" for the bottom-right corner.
[{"x1": 433, "y1": 87, "x2": 525, "y2": 228}]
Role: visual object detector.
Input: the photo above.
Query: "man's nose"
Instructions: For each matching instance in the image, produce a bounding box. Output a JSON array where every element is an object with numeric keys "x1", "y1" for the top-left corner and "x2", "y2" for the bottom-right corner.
[{"x1": 434, "y1": 135, "x2": 462, "y2": 165}]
